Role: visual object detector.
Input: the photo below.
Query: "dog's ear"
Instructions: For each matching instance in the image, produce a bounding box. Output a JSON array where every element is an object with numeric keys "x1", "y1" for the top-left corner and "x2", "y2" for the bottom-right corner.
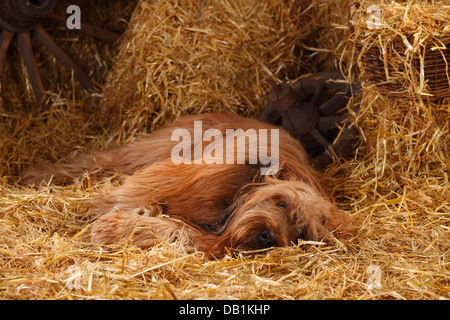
[{"x1": 268, "y1": 160, "x2": 329, "y2": 198}]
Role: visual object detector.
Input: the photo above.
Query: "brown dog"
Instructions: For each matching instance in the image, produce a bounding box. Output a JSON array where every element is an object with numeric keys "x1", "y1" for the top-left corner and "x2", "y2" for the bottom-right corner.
[{"x1": 21, "y1": 113, "x2": 354, "y2": 257}]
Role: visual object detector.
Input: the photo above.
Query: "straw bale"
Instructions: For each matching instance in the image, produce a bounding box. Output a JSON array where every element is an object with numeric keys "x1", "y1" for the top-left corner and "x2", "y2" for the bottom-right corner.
[
  {"x1": 331, "y1": 0, "x2": 450, "y2": 299},
  {"x1": 0, "y1": 0, "x2": 138, "y2": 177},
  {"x1": 99, "y1": 0, "x2": 350, "y2": 140},
  {"x1": 345, "y1": 0, "x2": 450, "y2": 98},
  {"x1": 1, "y1": 0, "x2": 449, "y2": 300}
]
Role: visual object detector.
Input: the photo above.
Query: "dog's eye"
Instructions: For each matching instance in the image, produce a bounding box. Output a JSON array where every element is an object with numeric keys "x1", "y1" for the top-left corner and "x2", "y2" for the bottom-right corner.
[{"x1": 276, "y1": 202, "x2": 287, "y2": 210}]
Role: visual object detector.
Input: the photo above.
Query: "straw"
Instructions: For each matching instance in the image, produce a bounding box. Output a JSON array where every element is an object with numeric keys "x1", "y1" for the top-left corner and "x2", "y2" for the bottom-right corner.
[{"x1": 1, "y1": 0, "x2": 449, "y2": 300}]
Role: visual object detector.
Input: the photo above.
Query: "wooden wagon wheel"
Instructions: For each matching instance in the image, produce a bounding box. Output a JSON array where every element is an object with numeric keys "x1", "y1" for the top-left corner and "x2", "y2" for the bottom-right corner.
[
  {"x1": 258, "y1": 71, "x2": 361, "y2": 167},
  {"x1": 0, "y1": 0, "x2": 121, "y2": 101}
]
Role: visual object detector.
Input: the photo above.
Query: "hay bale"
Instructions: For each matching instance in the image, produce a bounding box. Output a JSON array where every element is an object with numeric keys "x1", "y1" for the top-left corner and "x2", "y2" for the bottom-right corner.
[
  {"x1": 99, "y1": 0, "x2": 350, "y2": 139},
  {"x1": 341, "y1": 0, "x2": 449, "y2": 184},
  {"x1": 0, "y1": 0, "x2": 138, "y2": 177},
  {"x1": 347, "y1": 0, "x2": 450, "y2": 98},
  {"x1": 327, "y1": 0, "x2": 450, "y2": 299}
]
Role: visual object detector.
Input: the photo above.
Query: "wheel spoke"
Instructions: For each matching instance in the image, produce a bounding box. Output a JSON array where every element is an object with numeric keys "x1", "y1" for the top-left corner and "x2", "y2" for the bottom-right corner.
[
  {"x1": 318, "y1": 115, "x2": 348, "y2": 132},
  {"x1": 310, "y1": 128, "x2": 331, "y2": 149},
  {"x1": 318, "y1": 94, "x2": 347, "y2": 116},
  {"x1": 0, "y1": 29, "x2": 14, "y2": 75},
  {"x1": 17, "y1": 32, "x2": 44, "y2": 101},
  {"x1": 44, "y1": 13, "x2": 121, "y2": 44},
  {"x1": 33, "y1": 24, "x2": 96, "y2": 92}
]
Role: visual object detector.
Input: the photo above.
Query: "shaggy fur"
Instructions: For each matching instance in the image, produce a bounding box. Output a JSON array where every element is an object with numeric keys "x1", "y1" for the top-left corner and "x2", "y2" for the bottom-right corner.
[{"x1": 21, "y1": 113, "x2": 354, "y2": 257}]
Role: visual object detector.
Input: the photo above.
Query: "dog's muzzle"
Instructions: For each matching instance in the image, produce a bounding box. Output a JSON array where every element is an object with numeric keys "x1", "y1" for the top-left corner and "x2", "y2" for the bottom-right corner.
[{"x1": 256, "y1": 229, "x2": 278, "y2": 249}]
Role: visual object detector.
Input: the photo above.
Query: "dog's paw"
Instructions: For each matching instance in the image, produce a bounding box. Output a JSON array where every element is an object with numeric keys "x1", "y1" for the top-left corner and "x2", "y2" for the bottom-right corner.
[{"x1": 91, "y1": 211, "x2": 136, "y2": 245}]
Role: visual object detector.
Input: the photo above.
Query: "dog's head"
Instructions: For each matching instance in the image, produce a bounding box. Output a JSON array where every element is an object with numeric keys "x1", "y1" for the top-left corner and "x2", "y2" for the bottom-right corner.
[{"x1": 211, "y1": 179, "x2": 354, "y2": 254}]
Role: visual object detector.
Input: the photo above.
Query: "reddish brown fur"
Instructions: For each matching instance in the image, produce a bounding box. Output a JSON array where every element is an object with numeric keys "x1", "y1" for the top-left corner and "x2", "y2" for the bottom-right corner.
[{"x1": 21, "y1": 113, "x2": 354, "y2": 257}]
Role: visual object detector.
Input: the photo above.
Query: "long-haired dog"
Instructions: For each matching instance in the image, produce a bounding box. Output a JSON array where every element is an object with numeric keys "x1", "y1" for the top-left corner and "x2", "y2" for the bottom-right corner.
[{"x1": 21, "y1": 113, "x2": 354, "y2": 257}]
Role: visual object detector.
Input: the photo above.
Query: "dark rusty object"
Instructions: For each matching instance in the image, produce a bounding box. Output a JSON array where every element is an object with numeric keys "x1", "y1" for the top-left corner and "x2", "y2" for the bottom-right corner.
[
  {"x1": 0, "y1": 0, "x2": 121, "y2": 101},
  {"x1": 347, "y1": 2, "x2": 449, "y2": 99},
  {"x1": 259, "y1": 71, "x2": 361, "y2": 168},
  {"x1": 17, "y1": 31, "x2": 44, "y2": 100},
  {"x1": 0, "y1": 0, "x2": 57, "y2": 32}
]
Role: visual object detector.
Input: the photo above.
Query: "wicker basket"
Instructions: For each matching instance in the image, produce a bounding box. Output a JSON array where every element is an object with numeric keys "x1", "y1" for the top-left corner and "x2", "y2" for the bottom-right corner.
[{"x1": 358, "y1": 37, "x2": 450, "y2": 99}]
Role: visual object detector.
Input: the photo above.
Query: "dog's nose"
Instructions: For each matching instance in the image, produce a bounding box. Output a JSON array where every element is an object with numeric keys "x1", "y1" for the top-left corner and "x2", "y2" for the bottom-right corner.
[{"x1": 258, "y1": 229, "x2": 278, "y2": 248}]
